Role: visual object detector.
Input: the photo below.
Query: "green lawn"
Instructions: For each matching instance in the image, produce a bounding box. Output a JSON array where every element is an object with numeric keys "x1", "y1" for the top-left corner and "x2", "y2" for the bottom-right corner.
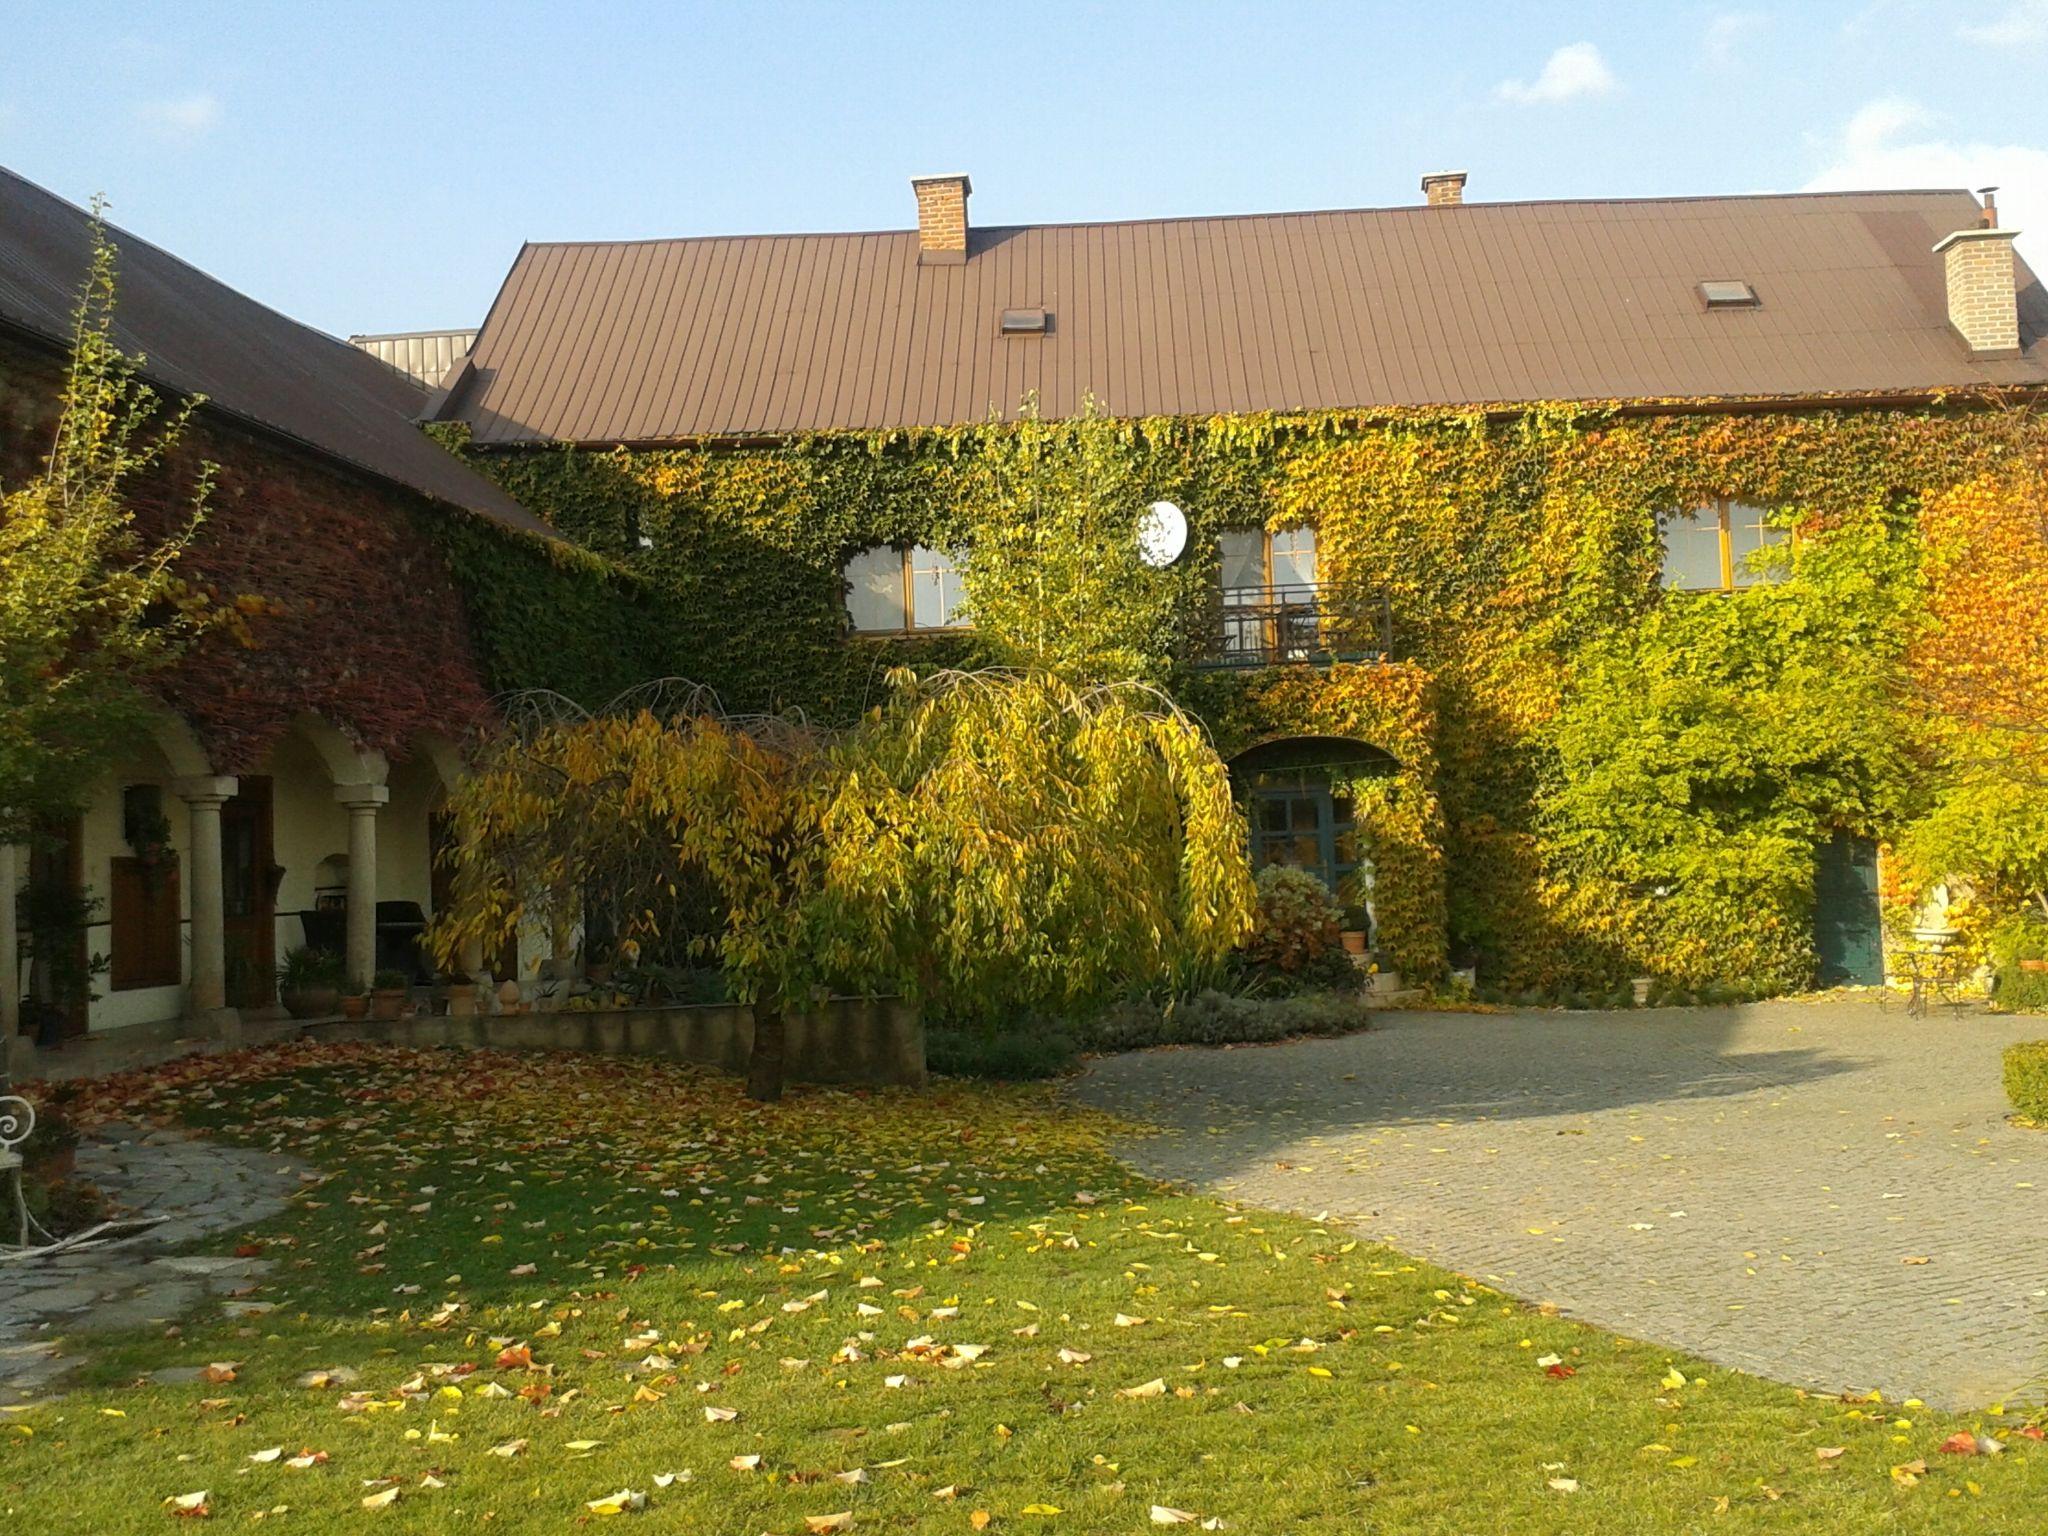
[{"x1": 3, "y1": 1041, "x2": 2041, "y2": 1533}]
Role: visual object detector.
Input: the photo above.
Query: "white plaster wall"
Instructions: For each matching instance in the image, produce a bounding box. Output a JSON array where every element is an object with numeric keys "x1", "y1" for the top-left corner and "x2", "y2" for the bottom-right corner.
[
  {"x1": 265, "y1": 732, "x2": 351, "y2": 964},
  {"x1": 380, "y1": 754, "x2": 439, "y2": 916}
]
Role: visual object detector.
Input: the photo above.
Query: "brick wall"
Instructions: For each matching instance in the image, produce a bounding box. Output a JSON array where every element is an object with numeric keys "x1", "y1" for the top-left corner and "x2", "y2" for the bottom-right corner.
[
  {"x1": 1938, "y1": 230, "x2": 2020, "y2": 355},
  {"x1": 912, "y1": 175, "x2": 970, "y2": 258},
  {"x1": 0, "y1": 332, "x2": 494, "y2": 771}
]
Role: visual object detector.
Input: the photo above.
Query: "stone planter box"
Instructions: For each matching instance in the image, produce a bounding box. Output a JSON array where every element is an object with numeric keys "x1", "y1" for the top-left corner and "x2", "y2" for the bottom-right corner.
[{"x1": 316, "y1": 996, "x2": 924, "y2": 1088}]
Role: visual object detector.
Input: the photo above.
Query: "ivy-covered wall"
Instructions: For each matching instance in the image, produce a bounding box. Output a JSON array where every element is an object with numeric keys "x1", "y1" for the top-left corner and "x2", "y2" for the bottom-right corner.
[
  {"x1": 450, "y1": 401, "x2": 2047, "y2": 997},
  {"x1": 0, "y1": 338, "x2": 670, "y2": 767}
]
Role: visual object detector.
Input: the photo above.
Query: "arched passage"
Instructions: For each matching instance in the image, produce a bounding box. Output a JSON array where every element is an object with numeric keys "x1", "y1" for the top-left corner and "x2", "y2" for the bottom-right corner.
[{"x1": 1228, "y1": 735, "x2": 1399, "y2": 905}]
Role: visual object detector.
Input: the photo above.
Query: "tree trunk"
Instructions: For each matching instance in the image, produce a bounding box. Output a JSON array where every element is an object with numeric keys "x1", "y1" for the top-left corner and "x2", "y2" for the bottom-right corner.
[{"x1": 746, "y1": 1000, "x2": 787, "y2": 1102}]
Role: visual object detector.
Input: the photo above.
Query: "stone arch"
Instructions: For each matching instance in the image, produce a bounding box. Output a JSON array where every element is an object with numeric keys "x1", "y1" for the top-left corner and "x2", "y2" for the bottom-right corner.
[
  {"x1": 288, "y1": 712, "x2": 388, "y2": 788},
  {"x1": 414, "y1": 733, "x2": 468, "y2": 799},
  {"x1": 145, "y1": 705, "x2": 215, "y2": 780},
  {"x1": 1227, "y1": 734, "x2": 1399, "y2": 785}
]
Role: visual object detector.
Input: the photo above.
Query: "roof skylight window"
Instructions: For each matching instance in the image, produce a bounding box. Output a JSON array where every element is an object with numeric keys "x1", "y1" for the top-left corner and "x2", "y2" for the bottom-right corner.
[
  {"x1": 999, "y1": 307, "x2": 1049, "y2": 335},
  {"x1": 1699, "y1": 280, "x2": 1760, "y2": 309}
]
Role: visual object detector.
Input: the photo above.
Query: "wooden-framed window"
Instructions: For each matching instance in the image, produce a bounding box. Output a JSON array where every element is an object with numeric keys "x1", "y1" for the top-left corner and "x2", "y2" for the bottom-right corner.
[
  {"x1": 843, "y1": 543, "x2": 969, "y2": 633},
  {"x1": 1220, "y1": 525, "x2": 1317, "y2": 597},
  {"x1": 1249, "y1": 785, "x2": 1357, "y2": 890},
  {"x1": 109, "y1": 855, "x2": 181, "y2": 991},
  {"x1": 1660, "y1": 499, "x2": 1789, "y2": 591},
  {"x1": 1219, "y1": 526, "x2": 1319, "y2": 662}
]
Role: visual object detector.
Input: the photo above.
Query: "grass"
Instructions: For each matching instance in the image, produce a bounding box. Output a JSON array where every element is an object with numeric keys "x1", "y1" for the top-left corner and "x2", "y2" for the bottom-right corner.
[{"x1": 2, "y1": 1041, "x2": 2042, "y2": 1533}]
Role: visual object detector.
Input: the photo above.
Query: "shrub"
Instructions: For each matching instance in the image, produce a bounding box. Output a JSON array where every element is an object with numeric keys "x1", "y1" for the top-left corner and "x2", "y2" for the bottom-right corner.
[
  {"x1": 1990, "y1": 917, "x2": 2048, "y2": 1014},
  {"x1": 1071, "y1": 988, "x2": 1372, "y2": 1053},
  {"x1": 926, "y1": 1027, "x2": 1078, "y2": 1081},
  {"x1": 276, "y1": 946, "x2": 343, "y2": 991},
  {"x1": 2003, "y1": 1041, "x2": 2048, "y2": 1122},
  {"x1": 1242, "y1": 866, "x2": 1345, "y2": 975}
]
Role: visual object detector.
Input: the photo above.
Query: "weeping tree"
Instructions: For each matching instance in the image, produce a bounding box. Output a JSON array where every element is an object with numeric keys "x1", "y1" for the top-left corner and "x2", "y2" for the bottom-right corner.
[
  {"x1": 818, "y1": 669, "x2": 1254, "y2": 1024},
  {"x1": 430, "y1": 670, "x2": 1254, "y2": 1100}
]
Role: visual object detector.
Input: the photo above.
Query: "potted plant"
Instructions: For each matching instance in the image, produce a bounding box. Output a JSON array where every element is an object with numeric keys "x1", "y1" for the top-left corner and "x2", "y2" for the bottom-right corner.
[
  {"x1": 125, "y1": 800, "x2": 178, "y2": 892},
  {"x1": 1338, "y1": 904, "x2": 1371, "y2": 957},
  {"x1": 276, "y1": 946, "x2": 345, "y2": 1019},
  {"x1": 369, "y1": 968, "x2": 413, "y2": 1021},
  {"x1": 339, "y1": 985, "x2": 369, "y2": 1020},
  {"x1": 437, "y1": 969, "x2": 478, "y2": 1017}
]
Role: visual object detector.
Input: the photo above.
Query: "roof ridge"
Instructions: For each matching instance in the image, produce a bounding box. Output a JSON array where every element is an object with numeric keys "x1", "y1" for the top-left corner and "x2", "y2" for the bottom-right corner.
[{"x1": 514, "y1": 186, "x2": 1985, "y2": 252}]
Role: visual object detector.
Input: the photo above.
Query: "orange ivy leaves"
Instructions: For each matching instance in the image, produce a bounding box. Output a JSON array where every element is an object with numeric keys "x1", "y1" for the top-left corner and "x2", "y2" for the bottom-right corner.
[{"x1": 1912, "y1": 459, "x2": 2048, "y2": 780}]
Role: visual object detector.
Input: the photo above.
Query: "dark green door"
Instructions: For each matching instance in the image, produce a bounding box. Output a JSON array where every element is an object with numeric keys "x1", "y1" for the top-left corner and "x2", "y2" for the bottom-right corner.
[{"x1": 1815, "y1": 831, "x2": 1883, "y2": 986}]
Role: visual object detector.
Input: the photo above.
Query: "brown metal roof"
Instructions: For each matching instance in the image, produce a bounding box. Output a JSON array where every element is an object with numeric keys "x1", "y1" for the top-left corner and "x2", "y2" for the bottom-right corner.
[
  {"x1": 0, "y1": 165, "x2": 553, "y2": 537},
  {"x1": 442, "y1": 189, "x2": 2048, "y2": 446}
]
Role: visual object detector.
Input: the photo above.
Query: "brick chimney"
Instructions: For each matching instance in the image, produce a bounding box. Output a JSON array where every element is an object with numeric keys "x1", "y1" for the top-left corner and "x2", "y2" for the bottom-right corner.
[
  {"x1": 912, "y1": 174, "x2": 971, "y2": 264},
  {"x1": 1934, "y1": 203, "x2": 2022, "y2": 356},
  {"x1": 1421, "y1": 171, "x2": 1467, "y2": 206}
]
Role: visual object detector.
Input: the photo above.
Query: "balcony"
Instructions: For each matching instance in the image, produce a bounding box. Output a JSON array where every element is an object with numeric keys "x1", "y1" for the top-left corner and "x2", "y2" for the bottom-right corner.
[{"x1": 1190, "y1": 583, "x2": 1393, "y2": 669}]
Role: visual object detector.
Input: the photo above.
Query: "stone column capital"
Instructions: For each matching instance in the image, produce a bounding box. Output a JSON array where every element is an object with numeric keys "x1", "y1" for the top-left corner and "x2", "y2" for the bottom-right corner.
[
  {"x1": 173, "y1": 775, "x2": 239, "y2": 807},
  {"x1": 335, "y1": 783, "x2": 391, "y2": 811}
]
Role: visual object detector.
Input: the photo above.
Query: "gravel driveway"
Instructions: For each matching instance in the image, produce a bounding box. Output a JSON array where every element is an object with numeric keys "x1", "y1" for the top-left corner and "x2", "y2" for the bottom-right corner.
[{"x1": 1074, "y1": 997, "x2": 2048, "y2": 1410}]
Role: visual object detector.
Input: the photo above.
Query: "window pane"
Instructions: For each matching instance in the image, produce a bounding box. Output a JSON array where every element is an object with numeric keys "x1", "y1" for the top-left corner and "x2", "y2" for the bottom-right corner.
[
  {"x1": 909, "y1": 544, "x2": 967, "y2": 629},
  {"x1": 1660, "y1": 507, "x2": 1725, "y2": 590},
  {"x1": 1220, "y1": 529, "x2": 1265, "y2": 594},
  {"x1": 1270, "y1": 526, "x2": 1316, "y2": 591},
  {"x1": 1727, "y1": 502, "x2": 1788, "y2": 588},
  {"x1": 844, "y1": 545, "x2": 904, "y2": 631}
]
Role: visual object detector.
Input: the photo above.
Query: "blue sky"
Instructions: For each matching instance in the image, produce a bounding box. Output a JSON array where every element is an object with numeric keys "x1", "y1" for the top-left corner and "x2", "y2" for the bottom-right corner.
[{"x1": 5, "y1": 1, "x2": 2045, "y2": 337}]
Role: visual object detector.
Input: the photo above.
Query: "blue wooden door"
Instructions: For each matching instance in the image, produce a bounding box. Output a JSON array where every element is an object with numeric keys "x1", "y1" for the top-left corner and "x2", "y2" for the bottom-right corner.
[{"x1": 1814, "y1": 831, "x2": 1883, "y2": 986}]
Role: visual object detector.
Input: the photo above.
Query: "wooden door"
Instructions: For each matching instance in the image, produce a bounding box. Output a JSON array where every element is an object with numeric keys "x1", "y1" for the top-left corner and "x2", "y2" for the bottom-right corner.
[{"x1": 221, "y1": 777, "x2": 276, "y2": 1008}]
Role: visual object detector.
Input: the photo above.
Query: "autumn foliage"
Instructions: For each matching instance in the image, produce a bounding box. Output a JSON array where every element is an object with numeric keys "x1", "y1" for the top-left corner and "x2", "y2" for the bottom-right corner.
[{"x1": 1911, "y1": 455, "x2": 2048, "y2": 783}]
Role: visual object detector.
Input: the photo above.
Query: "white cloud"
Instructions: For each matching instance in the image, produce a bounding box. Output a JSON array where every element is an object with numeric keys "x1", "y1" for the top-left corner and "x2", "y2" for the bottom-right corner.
[
  {"x1": 135, "y1": 92, "x2": 221, "y2": 139},
  {"x1": 1960, "y1": 1, "x2": 2048, "y2": 45},
  {"x1": 1704, "y1": 12, "x2": 1767, "y2": 65},
  {"x1": 1805, "y1": 97, "x2": 2046, "y2": 258},
  {"x1": 1495, "y1": 43, "x2": 1616, "y2": 106}
]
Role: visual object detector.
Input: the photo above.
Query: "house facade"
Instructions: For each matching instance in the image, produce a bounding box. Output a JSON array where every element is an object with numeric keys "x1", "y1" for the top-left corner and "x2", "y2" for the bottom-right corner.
[
  {"x1": 0, "y1": 168, "x2": 589, "y2": 1062},
  {"x1": 431, "y1": 172, "x2": 2048, "y2": 1000}
]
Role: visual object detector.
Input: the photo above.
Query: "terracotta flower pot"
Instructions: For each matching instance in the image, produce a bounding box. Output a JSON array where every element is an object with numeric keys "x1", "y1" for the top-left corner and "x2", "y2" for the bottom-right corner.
[
  {"x1": 1340, "y1": 930, "x2": 1369, "y2": 956},
  {"x1": 370, "y1": 988, "x2": 407, "y2": 1022},
  {"x1": 445, "y1": 982, "x2": 478, "y2": 1018},
  {"x1": 340, "y1": 995, "x2": 368, "y2": 1020},
  {"x1": 281, "y1": 985, "x2": 341, "y2": 1021}
]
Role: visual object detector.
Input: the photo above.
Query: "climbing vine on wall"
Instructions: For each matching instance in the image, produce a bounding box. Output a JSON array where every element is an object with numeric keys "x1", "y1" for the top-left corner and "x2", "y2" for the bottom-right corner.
[{"x1": 449, "y1": 396, "x2": 2048, "y2": 995}]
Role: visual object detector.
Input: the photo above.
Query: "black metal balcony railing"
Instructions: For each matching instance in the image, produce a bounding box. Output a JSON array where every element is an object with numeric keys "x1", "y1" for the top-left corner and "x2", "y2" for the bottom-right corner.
[{"x1": 1192, "y1": 583, "x2": 1393, "y2": 668}]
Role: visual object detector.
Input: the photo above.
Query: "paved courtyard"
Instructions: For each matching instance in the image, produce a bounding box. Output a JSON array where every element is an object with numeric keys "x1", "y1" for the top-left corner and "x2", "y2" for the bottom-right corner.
[
  {"x1": 0, "y1": 1124, "x2": 311, "y2": 1398},
  {"x1": 1075, "y1": 997, "x2": 2048, "y2": 1410}
]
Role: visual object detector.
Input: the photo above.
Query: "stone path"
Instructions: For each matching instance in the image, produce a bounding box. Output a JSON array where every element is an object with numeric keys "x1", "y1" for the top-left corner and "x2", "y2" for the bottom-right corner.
[
  {"x1": 0, "y1": 1124, "x2": 313, "y2": 1398},
  {"x1": 1075, "y1": 997, "x2": 2048, "y2": 1411}
]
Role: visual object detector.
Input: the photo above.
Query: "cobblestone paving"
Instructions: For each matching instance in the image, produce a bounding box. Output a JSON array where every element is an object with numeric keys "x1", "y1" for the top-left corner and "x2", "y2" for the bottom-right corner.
[
  {"x1": 0, "y1": 1125, "x2": 313, "y2": 1398},
  {"x1": 1075, "y1": 998, "x2": 2048, "y2": 1410}
]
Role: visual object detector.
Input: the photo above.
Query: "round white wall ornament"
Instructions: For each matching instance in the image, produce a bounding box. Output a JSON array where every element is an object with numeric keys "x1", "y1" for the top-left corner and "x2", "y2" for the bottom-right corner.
[{"x1": 1137, "y1": 500, "x2": 1188, "y2": 567}]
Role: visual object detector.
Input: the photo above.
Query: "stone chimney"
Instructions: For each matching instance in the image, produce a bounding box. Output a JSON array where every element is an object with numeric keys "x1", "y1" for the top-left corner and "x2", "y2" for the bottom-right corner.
[
  {"x1": 1421, "y1": 171, "x2": 1467, "y2": 206},
  {"x1": 1934, "y1": 199, "x2": 2022, "y2": 356},
  {"x1": 912, "y1": 174, "x2": 971, "y2": 264}
]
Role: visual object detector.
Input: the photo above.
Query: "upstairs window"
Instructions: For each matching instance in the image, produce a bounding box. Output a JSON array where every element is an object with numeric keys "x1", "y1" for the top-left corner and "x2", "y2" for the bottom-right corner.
[
  {"x1": 1660, "y1": 500, "x2": 1788, "y2": 591},
  {"x1": 1220, "y1": 526, "x2": 1317, "y2": 597},
  {"x1": 844, "y1": 543, "x2": 969, "y2": 632}
]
